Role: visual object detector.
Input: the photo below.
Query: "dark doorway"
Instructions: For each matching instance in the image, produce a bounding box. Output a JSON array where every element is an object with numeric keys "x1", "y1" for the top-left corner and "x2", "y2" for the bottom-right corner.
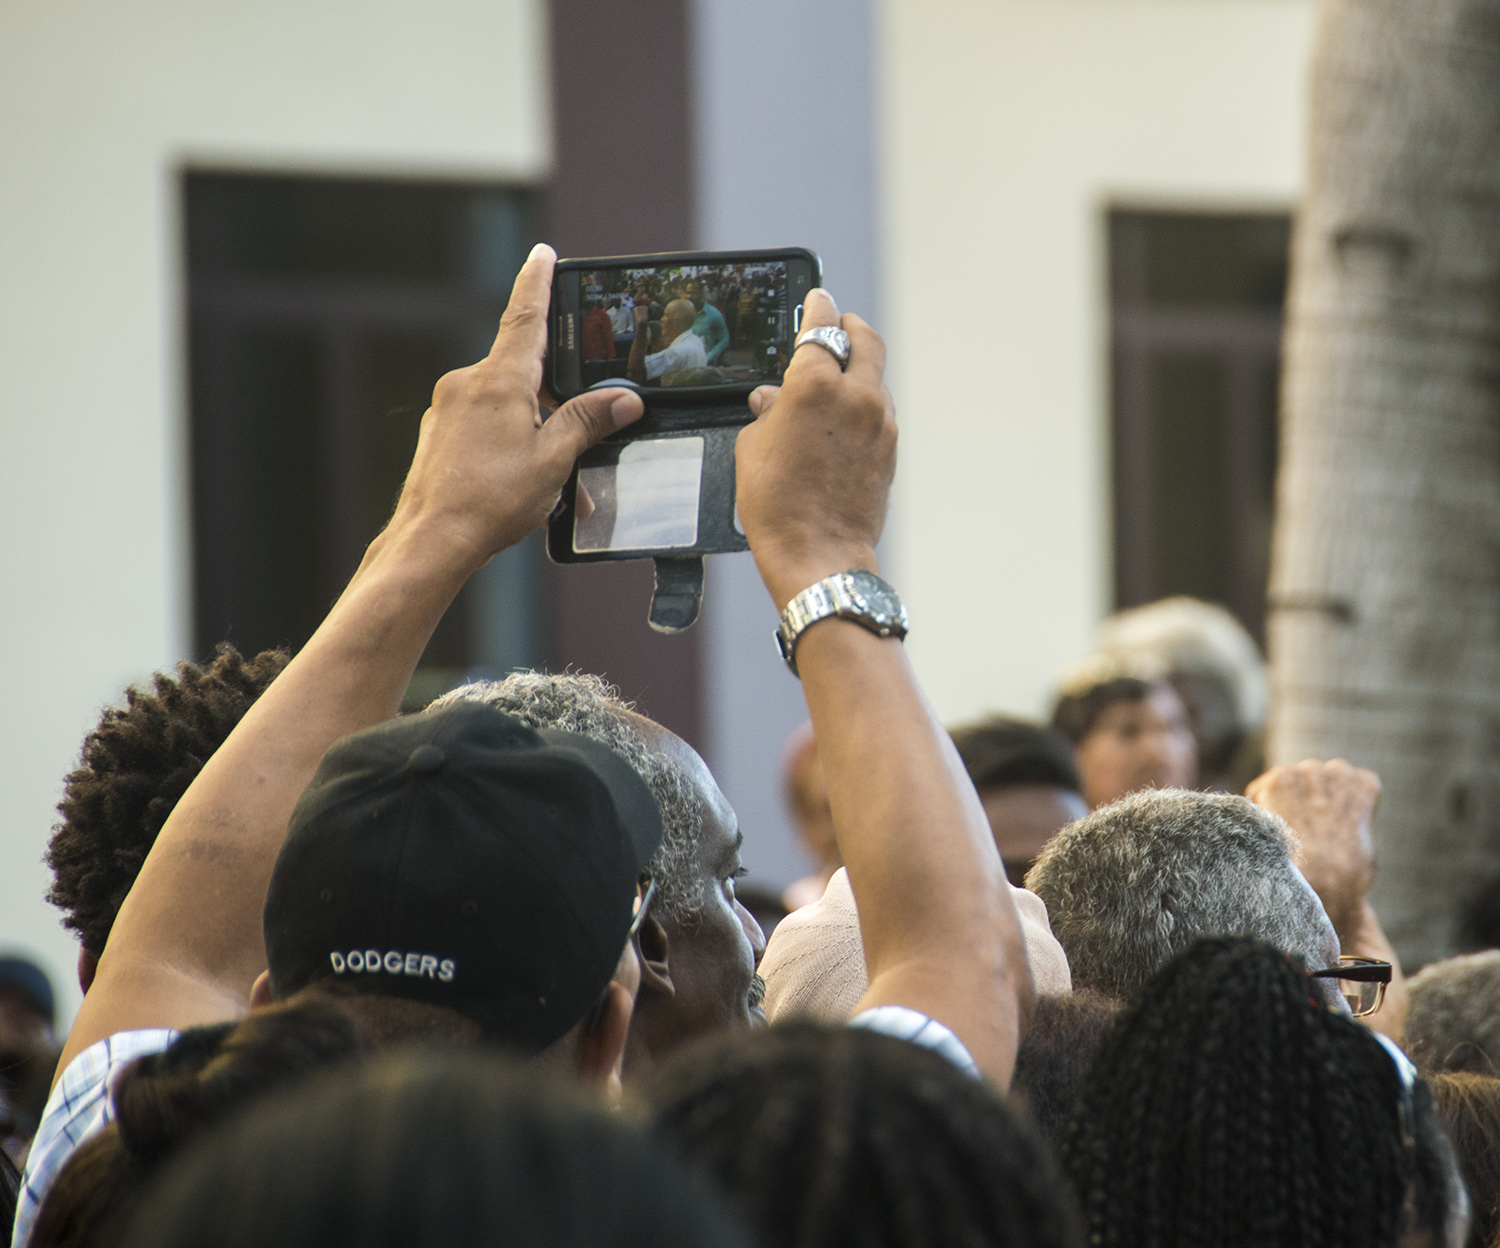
[
  {"x1": 186, "y1": 172, "x2": 541, "y2": 702},
  {"x1": 1110, "y1": 209, "x2": 1290, "y2": 645}
]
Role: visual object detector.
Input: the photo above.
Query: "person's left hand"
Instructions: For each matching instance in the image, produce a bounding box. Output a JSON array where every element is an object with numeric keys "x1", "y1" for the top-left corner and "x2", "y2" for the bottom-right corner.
[{"x1": 1246, "y1": 758, "x2": 1381, "y2": 938}]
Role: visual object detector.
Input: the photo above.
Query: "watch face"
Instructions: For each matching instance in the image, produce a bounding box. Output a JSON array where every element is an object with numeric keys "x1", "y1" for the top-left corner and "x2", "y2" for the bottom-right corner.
[{"x1": 848, "y1": 570, "x2": 898, "y2": 618}]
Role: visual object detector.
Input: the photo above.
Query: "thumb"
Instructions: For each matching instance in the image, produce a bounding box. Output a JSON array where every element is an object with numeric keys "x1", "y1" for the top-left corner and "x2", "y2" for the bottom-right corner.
[
  {"x1": 748, "y1": 384, "x2": 781, "y2": 417},
  {"x1": 540, "y1": 387, "x2": 645, "y2": 464}
]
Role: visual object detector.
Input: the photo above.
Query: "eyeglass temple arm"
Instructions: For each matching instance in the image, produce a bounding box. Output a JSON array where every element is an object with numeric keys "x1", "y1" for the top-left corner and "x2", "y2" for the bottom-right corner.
[{"x1": 1309, "y1": 962, "x2": 1392, "y2": 984}]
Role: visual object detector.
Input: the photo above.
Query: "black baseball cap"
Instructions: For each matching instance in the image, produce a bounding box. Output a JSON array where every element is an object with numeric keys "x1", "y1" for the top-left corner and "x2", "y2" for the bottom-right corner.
[{"x1": 264, "y1": 701, "x2": 663, "y2": 1054}]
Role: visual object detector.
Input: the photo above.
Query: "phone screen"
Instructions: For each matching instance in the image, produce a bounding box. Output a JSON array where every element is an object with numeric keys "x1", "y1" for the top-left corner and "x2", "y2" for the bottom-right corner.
[{"x1": 559, "y1": 257, "x2": 802, "y2": 394}]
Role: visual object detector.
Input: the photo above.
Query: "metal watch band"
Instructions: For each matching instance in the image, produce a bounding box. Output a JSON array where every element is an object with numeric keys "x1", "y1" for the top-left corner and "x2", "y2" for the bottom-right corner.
[{"x1": 775, "y1": 570, "x2": 909, "y2": 676}]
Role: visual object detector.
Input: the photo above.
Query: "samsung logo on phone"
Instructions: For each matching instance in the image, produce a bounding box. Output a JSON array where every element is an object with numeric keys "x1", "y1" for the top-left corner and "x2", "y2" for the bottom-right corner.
[{"x1": 564, "y1": 313, "x2": 576, "y2": 351}]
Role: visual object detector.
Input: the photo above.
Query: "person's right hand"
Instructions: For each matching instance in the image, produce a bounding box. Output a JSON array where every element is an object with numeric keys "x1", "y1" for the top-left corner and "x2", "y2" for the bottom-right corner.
[
  {"x1": 385, "y1": 243, "x2": 644, "y2": 570},
  {"x1": 735, "y1": 288, "x2": 896, "y2": 609}
]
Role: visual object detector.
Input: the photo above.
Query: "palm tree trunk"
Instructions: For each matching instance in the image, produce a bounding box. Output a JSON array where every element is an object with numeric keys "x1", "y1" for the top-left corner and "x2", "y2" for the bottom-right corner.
[{"x1": 1269, "y1": 0, "x2": 1500, "y2": 968}]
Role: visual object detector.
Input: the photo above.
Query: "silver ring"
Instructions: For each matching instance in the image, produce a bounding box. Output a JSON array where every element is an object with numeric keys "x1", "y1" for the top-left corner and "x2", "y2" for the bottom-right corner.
[{"x1": 794, "y1": 325, "x2": 851, "y2": 370}]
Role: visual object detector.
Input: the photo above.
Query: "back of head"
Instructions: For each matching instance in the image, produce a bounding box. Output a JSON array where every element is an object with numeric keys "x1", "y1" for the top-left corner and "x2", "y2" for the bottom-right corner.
[
  {"x1": 1062, "y1": 938, "x2": 1415, "y2": 1248},
  {"x1": 111, "y1": 1001, "x2": 362, "y2": 1167},
  {"x1": 642, "y1": 1021, "x2": 1083, "y2": 1248},
  {"x1": 428, "y1": 672, "x2": 705, "y2": 925},
  {"x1": 1011, "y1": 990, "x2": 1121, "y2": 1151},
  {"x1": 47, "y1": 643, "x2": 290, "y2": 956},
  {"x1": 1024, "y1": 789, "x2": 1331, "y2": 1000},
  {"x1": 1406, "y1": 951, "x2": 1500, "y2": 1075},
  {"x1": 949, "y1": 716, "x2": 1082, "y2": 795},
  {"x1": 1426, "y1": 1072, "x2": 1500, "y2": 1247},
  {"x1": 119, "y1": 1049, "x2": 748, "y2": 1248},
  {"x1": 263, "y1": 699, "x2": 662, "y2": 1053},
  {"x1": 32, "y1": 1002, "x2": 362, "y2": 1247}
]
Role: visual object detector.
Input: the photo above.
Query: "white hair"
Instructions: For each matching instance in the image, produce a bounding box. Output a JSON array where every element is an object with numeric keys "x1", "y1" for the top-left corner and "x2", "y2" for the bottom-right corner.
[
  {"x1": 1405, "y1": 951, "x2": 1500, "y2": 1074},
  {"x1": 428, "y1": 672, "x2": 705, "y2": 922},
  {"x1": 1025, "y1": 788, "x2": 1332, "y2": 1001}
]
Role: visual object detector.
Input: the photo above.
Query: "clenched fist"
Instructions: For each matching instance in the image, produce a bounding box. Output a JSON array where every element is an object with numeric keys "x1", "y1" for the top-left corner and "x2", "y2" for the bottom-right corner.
[{"x1": 1246, "y1": 758, "x2": 1381, "y2": 939}]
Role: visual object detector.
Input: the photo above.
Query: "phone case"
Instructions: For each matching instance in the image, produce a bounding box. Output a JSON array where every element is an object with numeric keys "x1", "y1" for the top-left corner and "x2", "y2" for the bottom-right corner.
[{"x1": 546, "y1": 247, "x2": 820, "y2": 567}]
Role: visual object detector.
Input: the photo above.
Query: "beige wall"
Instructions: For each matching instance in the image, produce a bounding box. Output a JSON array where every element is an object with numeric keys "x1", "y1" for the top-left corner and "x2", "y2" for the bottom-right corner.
[
  {"x1": 880, "y1": 0, "x2": 1316, "y2": 724},
  {"x1": 0, "y1": 0, "x2": 547, "y2": 1025}
]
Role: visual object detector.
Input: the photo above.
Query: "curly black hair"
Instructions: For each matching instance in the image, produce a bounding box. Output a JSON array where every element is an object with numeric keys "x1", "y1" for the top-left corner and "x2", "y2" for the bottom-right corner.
[
  {"x1": 1060, "y1": 937, "x2": 1421, "y2": 1248},
  {"x1": 46, "y1": 643, "x2": 290, "y2": 955},
  {"x1": 641, "y1": 1020, "x2": 1084, "y2": 1248}
]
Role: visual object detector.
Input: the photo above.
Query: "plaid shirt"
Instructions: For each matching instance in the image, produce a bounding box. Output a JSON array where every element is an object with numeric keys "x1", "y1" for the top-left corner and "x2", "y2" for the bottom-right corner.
[{"x1": 10, "y1": 1029, "x2": 177, "y2": 1248}]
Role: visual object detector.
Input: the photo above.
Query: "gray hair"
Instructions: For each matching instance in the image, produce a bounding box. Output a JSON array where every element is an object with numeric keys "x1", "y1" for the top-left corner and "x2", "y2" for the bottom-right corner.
[
  {"x1": 427, "y1": 672, "x2": 704, "y2": 922},
  {"x1": 1023, "y1": 789, "x2": 1331, "y2": 1001},
  {"x1": 1405, "y1": 951, "x2": 1500, "y2": 1075}
]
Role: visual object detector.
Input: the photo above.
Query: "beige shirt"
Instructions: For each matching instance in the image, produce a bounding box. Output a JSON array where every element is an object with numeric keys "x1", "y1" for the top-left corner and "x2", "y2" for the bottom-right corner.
[{"x1": 760, "y1": 867, "x2": 1072, "y2": 1022}]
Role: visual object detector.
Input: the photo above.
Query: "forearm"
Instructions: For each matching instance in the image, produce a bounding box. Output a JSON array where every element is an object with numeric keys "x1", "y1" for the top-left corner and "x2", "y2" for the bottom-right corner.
[
  {"x1": 626, "y1": 317, "x2": 649, "y2": 381},
  {"x1": 66, "y1": 522, "x2": 476, "y2": 1057},
  {"x1": 791, "y1": 607, "x2": 1031, "y2": 1086},
  {"x1": 732, "y1": 293, "x2": 1027, "y2": 1076},
  {"x1": 58, "y1": 243, "x2": 643, "y2": 1074}
]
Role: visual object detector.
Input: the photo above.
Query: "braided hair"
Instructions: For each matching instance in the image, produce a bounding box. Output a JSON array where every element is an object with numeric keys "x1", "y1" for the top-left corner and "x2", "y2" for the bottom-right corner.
[
  {"x1": 47, "y1": 642, "x2": 289, "y2": 954},
  {"x1": 1061, "y1": 937, "x2": 1412, "y2": 1248},
  {"x1": 641, "y1": 1020, "x2": 1083, "y2": 1248}
]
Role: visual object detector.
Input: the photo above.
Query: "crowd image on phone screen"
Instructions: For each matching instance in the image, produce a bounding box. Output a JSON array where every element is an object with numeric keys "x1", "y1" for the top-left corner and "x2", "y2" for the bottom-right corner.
[{"x1": 577, "y1": 261, "x2": 791, "y2": 389}]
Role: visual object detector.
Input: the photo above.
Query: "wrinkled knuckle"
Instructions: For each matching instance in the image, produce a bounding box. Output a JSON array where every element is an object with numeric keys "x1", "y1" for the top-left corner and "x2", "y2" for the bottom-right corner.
[
  {"x1": 431, "y1": 366, "x2": 474, "y2": 406},
  {"x1": 557, "y1": 400, "x2": 609, "y2": 447},
  {"x1": 573, "y1": 406, "x2": 609, "y2": 442}
]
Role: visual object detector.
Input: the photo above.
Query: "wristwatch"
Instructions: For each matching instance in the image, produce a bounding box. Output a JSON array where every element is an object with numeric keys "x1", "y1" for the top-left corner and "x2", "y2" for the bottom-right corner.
[{"x1": 776, "y1": 569, "x2": 909, "y2": 676}]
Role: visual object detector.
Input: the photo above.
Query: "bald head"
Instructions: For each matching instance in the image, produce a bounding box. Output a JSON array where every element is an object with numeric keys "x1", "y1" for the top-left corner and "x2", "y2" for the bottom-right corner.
[{"x1": 663, "y1": 299, "x2": 697, "y2": 339}]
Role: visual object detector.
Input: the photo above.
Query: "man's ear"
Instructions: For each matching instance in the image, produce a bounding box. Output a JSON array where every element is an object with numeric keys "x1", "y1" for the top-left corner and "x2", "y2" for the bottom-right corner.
[
  {"x1": 636, "y1": 915, "x2": 674, "y2": 1000},
  {"x1": 77, "y1": 947, "x2": 99, "y2": 994},
  {"x1": 574, "y1": 982, "x2": 634, "y2": 1095},
  {"x1": 248, "y1": 969, "x2": 275, "y2": 1010}
]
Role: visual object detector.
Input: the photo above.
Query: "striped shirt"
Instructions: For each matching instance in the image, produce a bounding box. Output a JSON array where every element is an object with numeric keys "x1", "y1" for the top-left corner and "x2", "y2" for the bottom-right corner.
[
  {"x1": 11, "y1": 1029, "x2": 177, "y2": 1248},
  {"x1": 848, "y1": 1006, "x2": 980, "y2": 1078}
]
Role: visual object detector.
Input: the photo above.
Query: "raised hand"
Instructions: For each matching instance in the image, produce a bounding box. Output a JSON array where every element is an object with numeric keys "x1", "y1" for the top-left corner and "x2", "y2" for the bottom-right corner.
[
  {"x1": 735, "y1": 288, "x2": 896, "y2": 610},
  {"x1": 388, "y1": 243, "x2": 642, "y2": 568},
  {"x1": 1246, "y1": 758, "x2": 1381, "y2": 940}
]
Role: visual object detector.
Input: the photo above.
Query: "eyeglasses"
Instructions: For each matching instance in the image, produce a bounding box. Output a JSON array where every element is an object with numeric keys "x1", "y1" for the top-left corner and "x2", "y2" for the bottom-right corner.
[
  {"x1": 1308, "y1": 956, "x2": 1392, "y2": 1017},
  {"x1": 582, "y1": 879, "x2": 659, "y2": 1039},
  {"x1": 627, "y1": 877, "x2": 657, "y2": 940}
]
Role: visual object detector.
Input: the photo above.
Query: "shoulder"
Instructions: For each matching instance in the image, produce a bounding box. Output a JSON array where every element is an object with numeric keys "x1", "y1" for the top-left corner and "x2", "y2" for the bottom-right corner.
[
  {"x1": 760, "y1": 869, "x2": 867, "y2": 1022},
  {"x1": 12, "y1": 1029, "x2": 177, "y2": 1248}
]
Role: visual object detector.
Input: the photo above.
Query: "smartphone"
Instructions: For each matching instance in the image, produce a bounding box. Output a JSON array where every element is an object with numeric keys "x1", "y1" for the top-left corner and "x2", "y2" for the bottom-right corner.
[
  {"x1": 547, "y1": 247, "x2": 822, "y2": 568},
  {"x1": 547, "y1": 247, "x2": 821, "y2": 403}
]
